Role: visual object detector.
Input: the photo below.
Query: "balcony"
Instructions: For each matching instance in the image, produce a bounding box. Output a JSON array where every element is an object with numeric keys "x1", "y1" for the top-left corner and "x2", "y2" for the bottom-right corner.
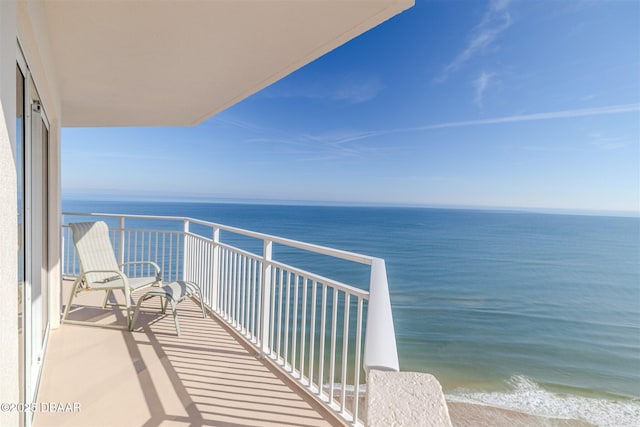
[
  {"x1": 36, "y1": 283, "x2": 339, "y2": 426},
  {"x1": 37, "y1": 212, "x2": 400, "y2": 426}
]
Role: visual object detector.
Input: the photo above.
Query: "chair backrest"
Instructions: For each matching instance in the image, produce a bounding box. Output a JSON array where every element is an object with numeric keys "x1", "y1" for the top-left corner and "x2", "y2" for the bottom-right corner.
[{"x1": 70, "y1": 221, "x2": 120, "y2": 284}]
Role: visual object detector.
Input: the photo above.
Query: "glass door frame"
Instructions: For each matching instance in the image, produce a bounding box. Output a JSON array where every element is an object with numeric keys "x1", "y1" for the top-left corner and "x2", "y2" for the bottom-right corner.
[{"x1": 17, "y1": 42, "x2": 51, "y2": 427}]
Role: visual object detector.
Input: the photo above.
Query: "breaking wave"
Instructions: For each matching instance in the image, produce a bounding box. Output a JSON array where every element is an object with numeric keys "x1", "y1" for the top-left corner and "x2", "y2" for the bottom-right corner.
[{"x1": 446, "y1": 376, "x2": 640, "y2": 427}]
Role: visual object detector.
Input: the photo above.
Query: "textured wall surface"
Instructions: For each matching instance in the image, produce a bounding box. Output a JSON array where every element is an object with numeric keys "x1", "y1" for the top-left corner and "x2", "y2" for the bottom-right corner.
[
  {"x1": 367, "y1": 370, "x2": 452, "y2": 427},
  {"x1": 0, "y1": 1, "x2": 20, "y2": 425}
]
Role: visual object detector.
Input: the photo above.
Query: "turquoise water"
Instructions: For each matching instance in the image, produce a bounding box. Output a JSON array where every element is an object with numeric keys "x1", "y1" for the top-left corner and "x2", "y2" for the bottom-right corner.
[{"x1": 63, "y1": 200, "x2": 640, "y2": 425}]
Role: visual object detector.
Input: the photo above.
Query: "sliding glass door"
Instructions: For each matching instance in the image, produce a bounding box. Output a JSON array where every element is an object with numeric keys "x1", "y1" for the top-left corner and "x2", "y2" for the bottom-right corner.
[{"x1": 28, "y1": 96, "x2": 49, "y2": 397}]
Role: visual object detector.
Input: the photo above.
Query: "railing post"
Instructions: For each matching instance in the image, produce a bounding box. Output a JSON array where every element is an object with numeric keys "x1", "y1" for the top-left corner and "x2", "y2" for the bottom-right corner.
[
  {"x1": 60, "y1": 214, "x2": 66, "y2": 276},
  {"x1": 182, "y1": 219, "x2": 189, "y2": 281},
  {"x1": 363, "y1": 258, "x2": 399, "y2": 373},
  {"x1": 260, "y1": 239, "x2": 273, "y2": 355},
  {"x1": 210, "y1": 227, "x2": 220, "y2": 310},
  {"x1": 118, "y1": 216, "x2": 125, "y2": 266}
]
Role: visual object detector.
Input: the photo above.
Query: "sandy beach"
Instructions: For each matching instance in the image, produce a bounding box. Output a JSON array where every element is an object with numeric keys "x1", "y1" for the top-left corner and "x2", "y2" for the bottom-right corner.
[{"x1": 447, "y1": 401, "x2": 594, "y2": 427}]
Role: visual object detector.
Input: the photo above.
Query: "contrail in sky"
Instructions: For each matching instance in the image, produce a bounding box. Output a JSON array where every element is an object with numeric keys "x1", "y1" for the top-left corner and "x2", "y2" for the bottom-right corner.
[
  {"x1": 327, "y1": 103, "x2": 640, "y2": 145},
  {"x1": 408, "y1": 103, "x2": 640, "y2": 132}
]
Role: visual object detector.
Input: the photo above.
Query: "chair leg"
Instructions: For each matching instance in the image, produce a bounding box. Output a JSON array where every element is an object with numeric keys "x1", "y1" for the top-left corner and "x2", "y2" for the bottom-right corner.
[
  {"x1": 102, "y1": 289, "x2": 111, "y2": 308},
  {"x1": 197, "y1": 288, "x2": 206, "y2": 318},
  {"x1": 61, "y1": 277, "x2": 83, "y2": 322},
  {"x1": 169, "y1": 299, "x2": 180, "y2": 336},
  {"x1": 130, "y1": 295, "x2": 146, "y2": 331},
  {"x1": 124, "y1": 287, "x2": 132, "y2": 330}
]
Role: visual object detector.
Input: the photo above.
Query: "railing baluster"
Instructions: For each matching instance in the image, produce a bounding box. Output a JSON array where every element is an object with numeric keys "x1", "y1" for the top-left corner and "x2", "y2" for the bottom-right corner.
[
  {"x1": 168, "y1": 232, "x2": 174, "y2": 281},
  {"x1": 353, "y1": 297, "x2": 364, "y2": 425},
  {"x1": 154, "y1": 232, "x2": 159, "y2": 281},
  {"x1": 284, "y1": 271, "x2": 291, "y2": 368},
  {"x1": 300, "y1": 276, "x2": 308, "y2": 382},
  {"x1": 243, "y1": 256, "x2": 249, "y2": 334},
  {"x1": 238, "y1": 253, "x2": 243, "y2": 329},
  {"x1": 233, "y1": 252, "x2": 238, "y2": 327},
  {"x1": 239, "y1": 255, "x2": 244, "y2": 331},
  {"x1": 182, "y1": 220, "x2": 189, "y2": 281},
  {"x1": 222, "y1": 248, "x2": 229, "y2": 320},
  {"x1": 256, "y1": 258, "x2": 264, "y2": 348},
  {"x1": 318, "y1": 283, "x2": 327, "y2": 398},
  {"x1": 260, "y1": 240, "x2": 272, "y2": 355},
  {"x1": 197, "y1": 238, "x2": 202, "y2": 286},
  {"x1": 229, "y1": 251, "x2": 235, "y2": 323},
  {"x1": 211, "y1": 228, "x2": 220, "y2": 310},
  {"x1": 244, "y1": 254, "x2": 250, "y2": 333},
  {"x1": 118, "y1": 217, "x2": 125, "y2": 267},
  {"x1": 341, "y1": 293, "x2": 351, "y2": 413},
  {"x1": 204, "y1": 241, "x2": 210, "y2": 304},
  {"x1": 232, "y1": 251, "x2": 237, "y2": 326},
  {"x1": 126, "y1": 230, "x2": 131, "y2": 272},
  {"x1": 292, "y1": 274, "x2": 299, "y2": 375},
  {"x1": 237, "y1": 253, "x2": 242, "y2": 328},
  {"x1": 176, "y1": 233, "x2": 181, "y2": 282},
  {"x1": 329, "y1": 288, "x2": 338, "y2": 404},
  {"x1": 245, "y1": 256, "x2": 250, "y2": 336},
  {"x1": 225, "y1": 248, "x2": 231, "y2": 319},
  {"x1": 198, "y1": 239, "x2": 201, "y2": 291},
  {"x1": 249, "y1": 258, "x2": 256, "y2": 338},
  {"x1": 309, "y1": 280, "x2": 318, "y2": 390},
  {"x1": 188, "y1": 235, "x2": 192, "y2": 283},
  {"x1": 276, "y1": 268, "x2": 284, "y2": 359},
  {"x1": 270, "y1": 265, "x2": 277, "y2": 352},
  {"x1": 133, "y1": 230, "x2": 138, "y2": 275},
  {"x1": 147, "y1": 230, "x2": 151, "y2": 277}
]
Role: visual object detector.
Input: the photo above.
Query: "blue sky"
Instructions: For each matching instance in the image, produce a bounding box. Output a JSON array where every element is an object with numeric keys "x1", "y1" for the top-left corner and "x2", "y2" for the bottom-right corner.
[{"x1": 62, "y1": 0, "x2": 640, "y2": 214}]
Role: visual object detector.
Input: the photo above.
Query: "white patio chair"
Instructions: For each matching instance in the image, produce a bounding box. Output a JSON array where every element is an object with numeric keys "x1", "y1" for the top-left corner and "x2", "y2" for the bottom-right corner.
[{"x1": 61, "y1": 221, "x2": 162, "y2": 329}]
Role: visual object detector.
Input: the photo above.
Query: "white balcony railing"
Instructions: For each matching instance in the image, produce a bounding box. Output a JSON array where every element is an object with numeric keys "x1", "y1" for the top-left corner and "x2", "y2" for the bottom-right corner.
[{"x1": 61, "y1": 212, "x2": 399, "y2": 426}]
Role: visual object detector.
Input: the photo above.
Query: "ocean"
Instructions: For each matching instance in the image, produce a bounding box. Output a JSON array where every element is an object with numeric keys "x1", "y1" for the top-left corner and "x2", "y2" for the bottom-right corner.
[{"x1": 63, "y1": 200, "x2": 640, "y2": 426}]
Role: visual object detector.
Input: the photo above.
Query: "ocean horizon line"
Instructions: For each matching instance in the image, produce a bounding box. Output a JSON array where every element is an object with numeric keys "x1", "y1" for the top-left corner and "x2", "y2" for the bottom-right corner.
[{"x1": 61, "y1": 193, "x2": 639, "y2": 219}]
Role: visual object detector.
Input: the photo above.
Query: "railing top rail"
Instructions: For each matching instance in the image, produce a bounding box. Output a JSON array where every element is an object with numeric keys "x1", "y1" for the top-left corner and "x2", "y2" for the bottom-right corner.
[{"x1": 63, "y1": 211, "x2": 376, "y2": 266}]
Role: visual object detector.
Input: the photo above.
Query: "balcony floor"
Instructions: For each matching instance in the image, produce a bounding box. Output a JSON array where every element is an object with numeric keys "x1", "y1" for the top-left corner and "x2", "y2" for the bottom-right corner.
[{"x1": 35, "y1": 280, "x2": 340, "y2": 427}]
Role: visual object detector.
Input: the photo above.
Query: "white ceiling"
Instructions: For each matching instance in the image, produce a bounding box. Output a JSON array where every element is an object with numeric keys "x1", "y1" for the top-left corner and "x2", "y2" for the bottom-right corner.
[{"x1": 40, "y1": 0, "x2": 413, "y2": 127}]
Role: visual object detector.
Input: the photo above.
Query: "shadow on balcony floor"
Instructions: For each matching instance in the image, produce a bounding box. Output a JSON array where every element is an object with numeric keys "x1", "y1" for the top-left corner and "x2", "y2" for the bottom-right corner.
[{"x1": 35, "y1": 280, "x2": 340, "y2": 427}]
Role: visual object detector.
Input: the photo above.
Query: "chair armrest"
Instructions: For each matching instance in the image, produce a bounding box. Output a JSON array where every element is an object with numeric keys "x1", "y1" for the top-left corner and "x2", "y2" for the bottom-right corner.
[
  {"x1": 119, "y1": 261, "x2": 162, "y2": 281},
  {"x1": 77, "y1": 270, "x2": 128, "y2": 289}
]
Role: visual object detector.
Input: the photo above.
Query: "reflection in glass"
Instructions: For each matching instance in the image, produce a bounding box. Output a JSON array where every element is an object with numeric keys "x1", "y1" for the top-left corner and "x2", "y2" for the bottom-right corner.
[{"x1": 16, "y1": 63, "x2": 25, "y2": 415}]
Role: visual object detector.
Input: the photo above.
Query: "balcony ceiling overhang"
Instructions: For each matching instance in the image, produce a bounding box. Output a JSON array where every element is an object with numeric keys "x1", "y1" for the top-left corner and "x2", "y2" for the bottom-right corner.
[{"x1": 40, "y1": 0, "x2": 413, "y2": 127}]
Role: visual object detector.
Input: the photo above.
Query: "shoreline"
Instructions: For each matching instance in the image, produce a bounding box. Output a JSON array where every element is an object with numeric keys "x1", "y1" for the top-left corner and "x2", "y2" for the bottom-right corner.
[{"x1": 447, "y1": 401, "x2": 594, "y2": 427}]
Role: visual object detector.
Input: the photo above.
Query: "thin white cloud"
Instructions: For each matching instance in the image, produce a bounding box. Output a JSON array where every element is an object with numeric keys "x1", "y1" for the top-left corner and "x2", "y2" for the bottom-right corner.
[
  {"x1": 436, "y1": 0, "x2": 512, "y2": 82},
  {"x1": 474, "y1": 71, "x2": 494, "y2": 106},
  {"x1": 579, "y1": 94, "x2": 597, "y2": 102},
  {"x1": 588, "y1": 133, "x2": 627, "y2": 150},
  {"x1": 262, "y1": 75, "x2": 384, "y2": 104}
]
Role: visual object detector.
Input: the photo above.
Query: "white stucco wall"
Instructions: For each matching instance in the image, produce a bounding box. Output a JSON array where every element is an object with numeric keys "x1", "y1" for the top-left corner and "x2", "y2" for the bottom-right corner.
[
  {"x1": 367, "y1": 370, "x2": 453, "y2": 427},
  {"x1": 0, "y1": 0, "x2": 20, "y2": 425}
]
